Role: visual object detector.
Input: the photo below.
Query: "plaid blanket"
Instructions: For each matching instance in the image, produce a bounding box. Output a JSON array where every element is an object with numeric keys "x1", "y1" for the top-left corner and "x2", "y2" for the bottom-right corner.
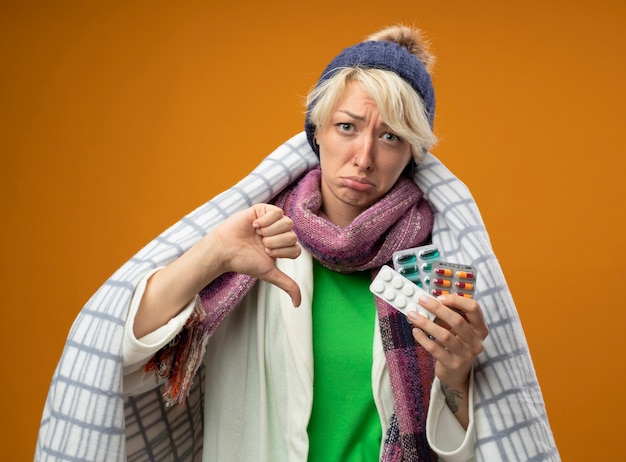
[{"x1": 35, "y1": 131, "x2": 560, "y2": 461}]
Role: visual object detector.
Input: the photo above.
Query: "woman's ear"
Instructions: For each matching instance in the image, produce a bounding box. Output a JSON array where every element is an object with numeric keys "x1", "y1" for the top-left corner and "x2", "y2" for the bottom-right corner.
[{"x1": 314, "y1": 127, "x2": 322, "y2": 147}]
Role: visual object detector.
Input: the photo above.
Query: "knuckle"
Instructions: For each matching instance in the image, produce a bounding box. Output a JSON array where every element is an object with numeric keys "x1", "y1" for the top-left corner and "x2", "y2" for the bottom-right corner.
[
  {"x1": 446, "y1": 316, "x2": 465, "y2": 331},
  {"x1": 436, "y1": 330, "x2": 453, "y2": 343},
  {"x1": 472, "y1": 342, "x2": 484, "y2": 356}
]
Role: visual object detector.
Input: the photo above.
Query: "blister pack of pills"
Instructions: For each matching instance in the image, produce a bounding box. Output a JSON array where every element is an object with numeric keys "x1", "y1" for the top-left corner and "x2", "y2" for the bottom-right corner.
[
  {"x1": 369, "y1": 265, "x2": 436, "y2": 320},
  {"x1": 428, "y1": 261, "x2": 478, "y2": 298},
  {"x1": 392, "y1": 244, "x2": 441, "y2": 289},
  {"x1": 392, "y1": 244, "x2": 479, "y2": 299}
]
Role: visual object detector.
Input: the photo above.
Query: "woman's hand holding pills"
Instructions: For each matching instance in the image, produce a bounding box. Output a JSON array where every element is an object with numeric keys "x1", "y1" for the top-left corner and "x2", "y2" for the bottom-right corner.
[{"x1": 407, "y1": 294, "x2": 489, "y2": 428}]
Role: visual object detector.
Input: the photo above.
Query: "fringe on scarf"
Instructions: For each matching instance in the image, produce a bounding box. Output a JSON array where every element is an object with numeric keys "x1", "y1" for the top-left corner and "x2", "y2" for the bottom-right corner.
[
  {"x1": 144, "y1": 296, "x2": 209, "y2": 407},
  {"x1": 144, "y1": 270, "x2": 257, "y2": 406}
]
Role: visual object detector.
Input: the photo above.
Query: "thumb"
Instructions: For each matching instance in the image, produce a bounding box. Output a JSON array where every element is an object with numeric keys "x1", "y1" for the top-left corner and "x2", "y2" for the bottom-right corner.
[{"x1": 263, "y1": 266, "x2": 302, "y2": 307}]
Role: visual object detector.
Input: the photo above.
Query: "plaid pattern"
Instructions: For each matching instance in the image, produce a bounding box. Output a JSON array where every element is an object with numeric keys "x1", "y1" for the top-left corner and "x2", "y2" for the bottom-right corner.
[
  {"x1": 35, "y1": 131, "x2": 559, "y2": 461},
  {"x1": 414, "y1": 155, "x2": 560, "y2": 460}
]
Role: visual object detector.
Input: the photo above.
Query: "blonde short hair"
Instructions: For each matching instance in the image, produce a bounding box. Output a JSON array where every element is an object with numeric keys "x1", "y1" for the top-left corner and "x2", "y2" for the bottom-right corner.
[
  {"x1": 304, "y1": 25, "x2": 438, "y2": 165},
  {"x1": 306, "y1": 66, "x2": 437, "y2": 164}
]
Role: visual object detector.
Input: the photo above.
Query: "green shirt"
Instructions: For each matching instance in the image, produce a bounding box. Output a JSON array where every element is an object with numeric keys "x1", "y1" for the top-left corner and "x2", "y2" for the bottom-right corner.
[{"x1": 307, "y1": 259, "x2": 383, "y2": 461}]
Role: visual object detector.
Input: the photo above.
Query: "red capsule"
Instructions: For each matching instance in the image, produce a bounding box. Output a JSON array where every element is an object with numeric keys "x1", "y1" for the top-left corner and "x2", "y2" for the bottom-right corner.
[
  {"x1": 434, "y1": 267, "x2": 453, "y2": 277},
  {"x1": 455, "y1": 271, "x2": 475, "y2": 279},
  {"x1": 455, "y1": 281, "x2": 474, "y2": 290},
  {"x1": 433, "y1": 278, "x2": 452, "y2": 288},
  {"x1": 431, "y1": 289, "x2": 450, "y2": 296}
]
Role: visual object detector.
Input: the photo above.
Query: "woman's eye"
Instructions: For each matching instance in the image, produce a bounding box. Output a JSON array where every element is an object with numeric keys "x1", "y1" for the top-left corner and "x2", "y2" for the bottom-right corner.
[
  {"x1": 382, "y1": 132, "x2": 401, "y2": 142},
  {"x1": 337, "y1": 122, "x2": 353, "y2": 132}
]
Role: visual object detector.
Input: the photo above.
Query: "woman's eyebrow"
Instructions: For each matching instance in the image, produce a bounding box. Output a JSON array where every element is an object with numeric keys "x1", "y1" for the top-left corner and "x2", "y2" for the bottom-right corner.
[
  {"x1": 337, "y1": 109, "x2": 366, "y2": 121},
  {"x1": 336, "y1": 109, "x2": 391, "y2": 128}
]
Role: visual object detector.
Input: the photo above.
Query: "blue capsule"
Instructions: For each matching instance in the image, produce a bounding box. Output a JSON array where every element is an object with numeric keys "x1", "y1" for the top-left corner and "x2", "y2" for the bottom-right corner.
[
  {"x1": 418, "y1": 248, "x2": 440, "y2": 260},
  {"x1": 398, "y1": 264, "x2": 419, "y2": 276},
  {"x1": 395, "y1": 253, "x2": 417, "y2": 265}
]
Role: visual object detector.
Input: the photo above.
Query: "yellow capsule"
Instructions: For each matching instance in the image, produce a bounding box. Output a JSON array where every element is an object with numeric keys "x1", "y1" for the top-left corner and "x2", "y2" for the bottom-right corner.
[
  {"x1": 431, "y1": 289, "x2": 450, "y2": 296},
  {"x1": 455, "y1": 270, "x2": 476, "y2": 279},
  {"x1": 434, "y1": 267, "x2": 453, "y2": 277},
  {"x1": 455, "y1": 293, "x2": 473, "y2": 299}
]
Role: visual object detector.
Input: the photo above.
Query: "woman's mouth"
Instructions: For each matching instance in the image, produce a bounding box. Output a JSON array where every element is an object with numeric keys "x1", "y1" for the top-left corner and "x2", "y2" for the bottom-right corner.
[{"x1": 341, "y1": 176, "x2": 374, "y2": 191}]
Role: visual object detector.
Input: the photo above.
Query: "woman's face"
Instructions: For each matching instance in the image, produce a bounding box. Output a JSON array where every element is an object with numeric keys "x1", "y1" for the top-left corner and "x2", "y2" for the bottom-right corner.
[{"x1": 316, "y1": 82, "x2": 413, "y2": 227}]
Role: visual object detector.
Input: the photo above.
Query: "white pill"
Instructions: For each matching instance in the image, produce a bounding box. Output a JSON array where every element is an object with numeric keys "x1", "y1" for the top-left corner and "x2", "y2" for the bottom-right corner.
[
  {"x1": 407, "y1": 303, "x2": 419, "y2": 312},
  {"x1": 371, "y1": 281, "x2": 385, "y2": 293}
]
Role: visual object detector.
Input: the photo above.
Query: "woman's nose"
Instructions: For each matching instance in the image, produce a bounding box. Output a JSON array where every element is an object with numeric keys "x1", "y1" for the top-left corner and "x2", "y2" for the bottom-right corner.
[{"x1": 353, "y1": 137, "x2": 374, "y2": 170}]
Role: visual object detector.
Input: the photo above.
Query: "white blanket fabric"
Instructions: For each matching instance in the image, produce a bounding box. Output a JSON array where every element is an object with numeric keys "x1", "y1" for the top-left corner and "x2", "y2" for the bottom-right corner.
[
  {"x1": 35, "y1": 131, "x2": 560, "y2": 461},
  {"x1": 123, "y1": 251, "x2": 473, "y2": 461}
]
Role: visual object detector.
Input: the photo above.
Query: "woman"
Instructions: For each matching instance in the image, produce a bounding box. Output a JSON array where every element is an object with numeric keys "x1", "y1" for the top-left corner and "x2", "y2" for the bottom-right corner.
[{"x1": 36, "y1": 25, "x2": 559, "y2": 462}]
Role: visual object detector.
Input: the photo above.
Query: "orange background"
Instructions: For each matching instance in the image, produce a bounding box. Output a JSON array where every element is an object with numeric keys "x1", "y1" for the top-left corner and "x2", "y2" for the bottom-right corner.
[{"x1": 2, "y1": 1, "x2": 625, "y2": 460}]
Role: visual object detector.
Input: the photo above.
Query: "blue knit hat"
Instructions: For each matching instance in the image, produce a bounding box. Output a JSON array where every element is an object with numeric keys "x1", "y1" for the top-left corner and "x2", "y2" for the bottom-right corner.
[{"x1": 305, "y1": 40, "x2": 436, "y2": 155}]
